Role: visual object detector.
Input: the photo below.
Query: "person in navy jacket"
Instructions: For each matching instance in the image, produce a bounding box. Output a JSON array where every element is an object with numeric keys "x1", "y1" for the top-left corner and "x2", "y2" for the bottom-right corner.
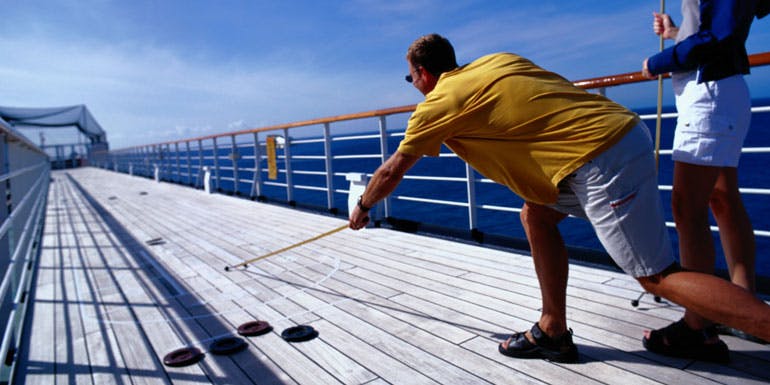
[
  {"x1": 644, "y1": 0, "x2": 768, "y2": 81},
  {"x1": 641, "y1": 0, "x2": 769, "y2": 362}
]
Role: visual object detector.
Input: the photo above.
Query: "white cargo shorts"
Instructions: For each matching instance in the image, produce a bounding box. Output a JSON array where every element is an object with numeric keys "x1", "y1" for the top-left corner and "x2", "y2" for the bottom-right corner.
[
  {"x1": 672, "y1": 72, "x2": 751, "y2": 167},
  {"x1": 550, "y1": 122, "x2": 674, "y2": 277}
]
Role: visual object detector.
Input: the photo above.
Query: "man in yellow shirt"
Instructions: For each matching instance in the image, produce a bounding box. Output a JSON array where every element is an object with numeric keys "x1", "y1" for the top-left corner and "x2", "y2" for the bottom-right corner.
[{"x1": 348, "y1": 34, "x2": 770, "y2": 363}]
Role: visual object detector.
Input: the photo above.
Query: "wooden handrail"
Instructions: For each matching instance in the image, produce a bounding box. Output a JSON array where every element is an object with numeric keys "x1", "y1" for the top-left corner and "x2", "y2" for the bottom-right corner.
[
  {"x1": 186, "y1": 104, "x2": 417, "y2": 143},
  {"x1": 114, "y1": 51, "x2": 770, "y2": 152},
  {"x1": 750, "y1": 51, "x2": 770, "y2": 67},
  {"x1": 573, "y1": 71, "x2": 668, "y2": 89},
  {"x1": 574, "y1": 51, "x2": 770, "y2": 89},
  {"x1": 120, "y1": 104, "x2": 419, "y2": 151}
]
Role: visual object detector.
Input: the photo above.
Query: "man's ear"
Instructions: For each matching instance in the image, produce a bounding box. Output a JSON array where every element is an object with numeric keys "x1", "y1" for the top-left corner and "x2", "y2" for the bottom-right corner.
[
  {"x1": 421, "y1": 69, "x2": 439, "y2": 91},
  {"x1": 419, "y1": 66, "x2": 434, "y2": 80}
]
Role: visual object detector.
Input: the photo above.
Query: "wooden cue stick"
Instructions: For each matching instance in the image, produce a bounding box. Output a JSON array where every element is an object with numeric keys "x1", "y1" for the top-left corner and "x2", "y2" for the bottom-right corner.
[{"x1": 225, "y1": 224, "x2": 348, "y2": 270}]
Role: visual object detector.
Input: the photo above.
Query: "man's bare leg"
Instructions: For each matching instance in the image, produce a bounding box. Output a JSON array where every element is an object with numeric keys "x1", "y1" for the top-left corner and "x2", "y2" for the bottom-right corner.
[
  {"x1": 638, "y1": 265, "x2": 770, "y2": 341},
  {"x1": 503, "y1": 202, "x2": 569, "y2": 346}
]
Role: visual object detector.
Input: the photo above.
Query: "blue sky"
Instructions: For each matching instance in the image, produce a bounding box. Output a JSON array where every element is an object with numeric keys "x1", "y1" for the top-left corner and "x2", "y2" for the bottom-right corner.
[{"x1": 3, "y1": 0, "x2": 770, "y2": 149}]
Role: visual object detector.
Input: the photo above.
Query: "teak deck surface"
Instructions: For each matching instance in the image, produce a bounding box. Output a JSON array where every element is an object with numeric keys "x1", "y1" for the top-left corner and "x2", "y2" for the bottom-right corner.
[{"x1": 16, "y1": 167, "x2": 770, "y2": 384}]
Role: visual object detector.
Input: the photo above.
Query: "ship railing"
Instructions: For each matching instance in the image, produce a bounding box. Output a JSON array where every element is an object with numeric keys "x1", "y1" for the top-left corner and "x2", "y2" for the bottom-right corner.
[
  {"x1": 0, "y1": 123, "x2": 50, "y2": 383},
  {"x1": 102, "y1": 51, "x2": 770, "y2": 272}
]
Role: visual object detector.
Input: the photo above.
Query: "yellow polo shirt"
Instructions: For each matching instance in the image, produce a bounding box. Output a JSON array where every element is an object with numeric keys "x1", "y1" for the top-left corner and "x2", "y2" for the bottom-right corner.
[{"x1": 397, "y1": 53, "x2": 639, "y2": 204}]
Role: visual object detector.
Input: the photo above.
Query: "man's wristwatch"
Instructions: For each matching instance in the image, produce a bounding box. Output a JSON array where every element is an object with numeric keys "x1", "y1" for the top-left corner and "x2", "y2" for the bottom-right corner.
[{"x1": 357, "y1": 196, "x2": 371, "y2": 212}]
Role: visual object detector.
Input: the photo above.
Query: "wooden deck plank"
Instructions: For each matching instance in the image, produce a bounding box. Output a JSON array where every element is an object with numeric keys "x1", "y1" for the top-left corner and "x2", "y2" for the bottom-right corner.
[
  {"x1": 16, "y1": 167, "x2": 770, "y2": 385},
  {"x1": 61, "y1": 173, "x2": 216, "y2": 384},
  {"x1": 60, "y1": 174, "x2": 184, "y2": 385},
  {"x1": 57, "y1": 222, "x2": 96, "y2": 385},
  {"x1": 328, "y1": 236, "x2": 756, "y2": 383},
  {"x1": 62, "y1": 187, "x2": 133, "y2": 385},
  {"x1": 90, "y1": 183, "x2": 371, "y2": 384},
  {"x1": 85, "y1": 168, "x2": 770, "y2": 378},
  {"x1": 258, "y1": 248, "x2": 699, "y2": 385},
  {"x1": 315, "y1": 296, "x2": 548, "y2": 385},
  {"x1": 276, "y1": 319, "x2": 378, "y2": 384},
  {"x1": 338, "y1": 236, "x2": 667, "y2": 339},
  {"x1": 340, "y1": 260, "x2": 725, "y2": 385},
  {"x1": 22, "y1": 248, "x2": 62, "y2": 385}
]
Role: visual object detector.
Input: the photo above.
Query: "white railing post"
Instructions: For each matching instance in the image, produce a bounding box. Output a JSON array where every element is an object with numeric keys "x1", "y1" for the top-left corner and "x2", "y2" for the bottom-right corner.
[
  {"x1": 197, "y1": 140, "x2": 204, "y2": 188},
  {"x1": 186, "y1": 141, "x2": 192, "y2": 185},
  {"x1": 212, "y1": 137, "x2": 221, "y2": 191},
  {"x1": 283, "y1": 129, "x2": 294, "y2": 204},
  {"x1": 346, "y1": 173, "x2": 371, "y2": 223},
  {"x1": 251, "y1": 132, "x2": 263, "y2": 198},
  {"x1": 323, "y1": 123, "x2": 335, "y2": 211},
  {"x1": 175, "y1": 142, "x2": 181, "y2": 183},
  {"x1": 378, "y1": 116, "x2": 391, "y2": 218},
  {"x1": 230, "y1": 135, "x2": 240, "y2": 194},
  {"x1": 154, "y1": 145, "x2": 161, "y2": 179},
  {"x1": 142, "y1": 146, "x2": 149, "y2": 177},
  {"x1": 466, "y1": 163, "x2": 478, "y2": 230},
  {"x1": 203, "y1": 166, "x2": 212, "y2": 194}
]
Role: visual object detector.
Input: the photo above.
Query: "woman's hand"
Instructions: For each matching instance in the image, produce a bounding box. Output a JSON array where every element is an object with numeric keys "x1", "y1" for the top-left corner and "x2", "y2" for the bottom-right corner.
[{"x1": 653, "y1": 12, "x2": 678, "y2": 40}]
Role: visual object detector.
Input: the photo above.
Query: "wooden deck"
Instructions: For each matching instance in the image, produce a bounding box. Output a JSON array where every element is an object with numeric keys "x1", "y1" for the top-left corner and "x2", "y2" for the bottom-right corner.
[{"x1": 16, "y1": 167, "x2": 770, "y2": 384}]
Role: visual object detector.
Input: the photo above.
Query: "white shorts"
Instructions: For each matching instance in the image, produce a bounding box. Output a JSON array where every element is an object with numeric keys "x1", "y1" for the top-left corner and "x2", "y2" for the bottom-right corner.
[
  {"x1": 671, "y1": 72, "x2": 751, "y2": 167},
  {"x1": 549, "y1": 123, "x2": 674, "y2": 277}
]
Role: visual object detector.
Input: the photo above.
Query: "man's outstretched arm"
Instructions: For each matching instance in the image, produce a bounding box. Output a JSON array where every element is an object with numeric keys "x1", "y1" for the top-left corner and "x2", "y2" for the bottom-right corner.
[{"x1": 349, "y1": 151, "x2": 420, "y2": 230}]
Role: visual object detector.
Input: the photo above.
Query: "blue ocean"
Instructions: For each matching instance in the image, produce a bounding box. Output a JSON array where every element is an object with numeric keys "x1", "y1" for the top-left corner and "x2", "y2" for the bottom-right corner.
[{"x1": 154, "y1": 100, "x2": 770, "y2": 279}]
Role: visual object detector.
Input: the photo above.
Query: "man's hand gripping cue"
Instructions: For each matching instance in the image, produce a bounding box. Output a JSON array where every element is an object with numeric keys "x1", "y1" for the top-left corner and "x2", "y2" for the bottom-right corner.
[{"x1": 348, "y1": 151, "x2": 420, "y2": 230}]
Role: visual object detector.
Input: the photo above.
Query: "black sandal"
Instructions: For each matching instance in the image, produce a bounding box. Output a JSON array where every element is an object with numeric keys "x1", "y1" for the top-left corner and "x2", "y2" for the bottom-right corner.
[
  {"x1": 498, "y1": 322, "x2": 579, "y2": 363},
  {"x1": 643, "y1": 319, "x2": 730, "y2": 363}
]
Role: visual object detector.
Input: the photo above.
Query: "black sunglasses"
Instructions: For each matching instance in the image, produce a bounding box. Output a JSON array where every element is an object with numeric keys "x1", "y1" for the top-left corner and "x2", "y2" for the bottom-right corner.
[{"x1": 406, "y1": 65, "x2": 422, "y2": 83}]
